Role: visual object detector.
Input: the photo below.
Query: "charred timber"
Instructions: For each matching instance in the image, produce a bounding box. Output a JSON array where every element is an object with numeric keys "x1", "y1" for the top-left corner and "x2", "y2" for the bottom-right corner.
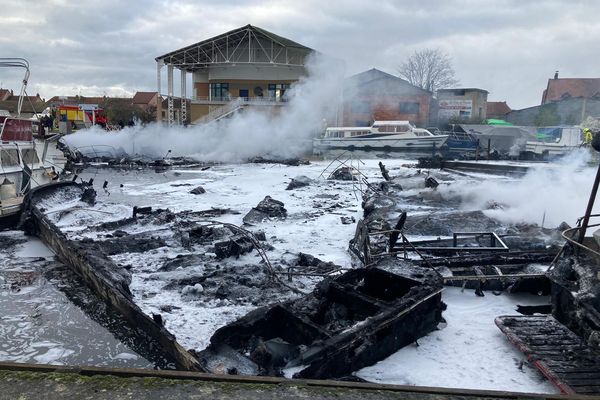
[
  {"x1": 18, "y1": 182, "x2": 204, "y2": 372},
  {"x1": 197, "y1": 266, "x2": 443, "y2": 379}
]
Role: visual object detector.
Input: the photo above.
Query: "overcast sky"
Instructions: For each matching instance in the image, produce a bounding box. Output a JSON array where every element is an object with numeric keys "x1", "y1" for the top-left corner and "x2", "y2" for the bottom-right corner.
[{"x1": 1, "y1": 0, "x2": 598, "y2": 109}]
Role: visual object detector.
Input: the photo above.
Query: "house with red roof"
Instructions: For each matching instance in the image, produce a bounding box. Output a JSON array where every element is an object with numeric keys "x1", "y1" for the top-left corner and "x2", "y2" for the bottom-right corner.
[{"x1": 542, "y1": 74, "x2": 600, "y2": 104}]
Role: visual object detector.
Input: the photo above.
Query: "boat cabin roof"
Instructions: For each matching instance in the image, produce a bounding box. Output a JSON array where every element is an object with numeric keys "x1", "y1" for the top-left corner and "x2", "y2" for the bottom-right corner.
[
  {"x1": 326, "y1": 126, "x2": 370, "y2": 131},
  {"x1": 372, "y1": 120, "x2": 410, "y2": 125}
]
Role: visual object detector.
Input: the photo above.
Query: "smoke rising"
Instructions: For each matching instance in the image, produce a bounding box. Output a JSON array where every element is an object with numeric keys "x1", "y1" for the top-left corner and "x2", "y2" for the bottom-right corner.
[
  {"x1": 62, "y1": 54, "x2": 344, "y2": 162},
  {"x1": 439, "y1": 149, "x2": 599, "y2": 227}
]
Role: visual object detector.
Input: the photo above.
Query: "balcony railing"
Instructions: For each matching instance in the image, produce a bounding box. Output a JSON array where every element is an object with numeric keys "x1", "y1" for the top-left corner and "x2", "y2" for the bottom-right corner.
[{"x1": 192, "y1": 96, "x2": 288, "y2": 105}]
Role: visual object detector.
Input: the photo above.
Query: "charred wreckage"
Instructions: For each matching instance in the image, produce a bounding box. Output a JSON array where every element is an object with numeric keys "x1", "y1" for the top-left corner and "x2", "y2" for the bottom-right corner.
[{"x1": 13, "y1": 155, "x2": 600, "y2": 393}]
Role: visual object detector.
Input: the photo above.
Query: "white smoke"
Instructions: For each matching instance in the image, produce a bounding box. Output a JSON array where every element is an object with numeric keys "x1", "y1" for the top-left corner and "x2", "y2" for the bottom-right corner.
[
  {"x1": 439, "y1": 149, "x2": 600, "y2": 227},
  {"x1": 62, "y1": 54, "x2": 344, "y2": 162}
]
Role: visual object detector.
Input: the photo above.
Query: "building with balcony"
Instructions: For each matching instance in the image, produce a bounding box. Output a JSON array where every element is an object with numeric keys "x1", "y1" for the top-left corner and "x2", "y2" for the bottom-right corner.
[{"x1": 155, "y1": 25, "x2": 313, "y2": 125}]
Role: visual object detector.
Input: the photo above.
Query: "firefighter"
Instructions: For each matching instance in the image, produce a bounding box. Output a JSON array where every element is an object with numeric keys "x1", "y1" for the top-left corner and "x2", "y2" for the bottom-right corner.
[{"x1": 584, "y1": 128, "x2": 594, "y2": 145}]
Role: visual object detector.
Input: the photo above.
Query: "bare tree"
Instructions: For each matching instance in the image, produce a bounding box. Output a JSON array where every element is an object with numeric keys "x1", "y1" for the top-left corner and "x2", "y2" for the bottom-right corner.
[{"x1": 398, "y1": 48, "x2": 459, "y2": 92}]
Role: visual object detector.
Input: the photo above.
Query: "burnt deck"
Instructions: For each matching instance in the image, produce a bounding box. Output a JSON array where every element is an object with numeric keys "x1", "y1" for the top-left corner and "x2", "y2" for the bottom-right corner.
[
  {"x1": 199, "y1": 266, "x2": 444, "y2": 379},
  {"x1": 495, "y1": 315, "x2": 600, "y2": 395}
]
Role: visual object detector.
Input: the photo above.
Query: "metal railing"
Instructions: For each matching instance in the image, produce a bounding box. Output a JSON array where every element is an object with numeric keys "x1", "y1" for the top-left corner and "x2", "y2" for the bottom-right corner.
[{"x1": 192, "y1": 95, "x2": 288, "y2": 104}]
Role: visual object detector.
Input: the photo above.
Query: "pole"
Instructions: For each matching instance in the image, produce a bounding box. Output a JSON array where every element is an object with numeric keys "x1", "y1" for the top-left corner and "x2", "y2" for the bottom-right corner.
[
  {"x1": 577, "y1": 162, "x2": 600, "y2": 244},
  {"x1": 157, "y1": 61, "x2": 162, "y2": 123},
  {"x1": 487, "y1": 138, "x2": 491, "y2": 160}
]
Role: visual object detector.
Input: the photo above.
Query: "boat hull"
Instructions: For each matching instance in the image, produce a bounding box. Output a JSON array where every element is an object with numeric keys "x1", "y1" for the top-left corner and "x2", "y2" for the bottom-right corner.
[
  {"x1": 525, "y1": 142, "x2": 582, "y2": 157},
  {"x1": 313, "y1": 135, "x2": 448, "y2": 153}
]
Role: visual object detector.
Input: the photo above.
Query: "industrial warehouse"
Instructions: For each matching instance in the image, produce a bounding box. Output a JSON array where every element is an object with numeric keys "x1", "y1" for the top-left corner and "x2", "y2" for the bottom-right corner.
[{"x1": 1, "y1": 6, "x2": 600, "y2": 400}]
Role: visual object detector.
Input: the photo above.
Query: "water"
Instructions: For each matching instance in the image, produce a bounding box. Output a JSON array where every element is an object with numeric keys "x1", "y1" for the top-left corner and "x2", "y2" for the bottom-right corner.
[{"x1": 0, "y1": 232, "x2": 172, "y2": 368}]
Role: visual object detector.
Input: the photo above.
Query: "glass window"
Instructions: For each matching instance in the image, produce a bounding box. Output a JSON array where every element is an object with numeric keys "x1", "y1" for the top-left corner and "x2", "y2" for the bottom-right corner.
[
  {"x1": 268, "y1": 83, "x2": 290, "y2": 100},
  {"x1": 399, "y1": 102, "x2": 420, "y2": 114},
  {"x1": 210, "y1": 83, "x2": 229, "y2": 101},
  {"x1": 0, "y1": 149, "x2": 19, "y2": 167},
  {"x1": 351, "y1": 101, "x2": 371, "y2": 113},
  {"x1": 21, "y1": 149, "x2": 40, "y2": 165}
]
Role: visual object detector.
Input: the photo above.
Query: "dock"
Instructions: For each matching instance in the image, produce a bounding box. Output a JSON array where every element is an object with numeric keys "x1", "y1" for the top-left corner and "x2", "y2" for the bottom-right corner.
[{"x1": 0, "y1": 362, "x2": 595, "y2": 400}]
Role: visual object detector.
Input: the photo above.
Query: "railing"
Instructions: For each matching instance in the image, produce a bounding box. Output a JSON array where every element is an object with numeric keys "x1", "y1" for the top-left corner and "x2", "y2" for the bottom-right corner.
[
  {"x1": 191, "y1": 99, "x2": 244, "y2": 125},
  {"x1": 193, "y1": 95, "x2": 288, "y2": 104}
]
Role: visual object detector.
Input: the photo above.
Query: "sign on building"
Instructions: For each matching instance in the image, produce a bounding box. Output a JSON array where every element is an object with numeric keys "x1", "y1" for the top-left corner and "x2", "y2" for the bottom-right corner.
[{"x1": 438, "y1": 99, "x2": 472, "y2": 120}]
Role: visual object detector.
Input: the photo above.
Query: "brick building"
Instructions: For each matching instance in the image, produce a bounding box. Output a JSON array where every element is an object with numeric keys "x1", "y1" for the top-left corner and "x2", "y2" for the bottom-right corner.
[{"x1": 341, "y1": 69, "x2": 433, "y2": 127}]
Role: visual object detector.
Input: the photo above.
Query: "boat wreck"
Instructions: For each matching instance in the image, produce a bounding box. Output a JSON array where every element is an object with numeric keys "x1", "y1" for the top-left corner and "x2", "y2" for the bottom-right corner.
[
  {"x1": 14, "y1": 153, "x2": 600, "y2": 393},
  {"x1": 198, "y1": 266, "x2": 443, "y2": 379},
  {"x1": 18, "y1": 176, "x2": 445, "y2": 379},
  {"x1": 18, "y1": 182, "x2": 203, "y2": 371}
]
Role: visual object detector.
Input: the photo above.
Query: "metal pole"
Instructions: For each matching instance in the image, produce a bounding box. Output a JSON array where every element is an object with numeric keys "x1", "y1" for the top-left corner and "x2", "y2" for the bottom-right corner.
[
  {"x1": 167, "y1": 65, "x2": 174, "y2": 126},
  {"x1": 180, "y1": 70, "x2": 187, "y2": 125},
  {"x1": 577, "y1": 162, "x2": 600, "y2": 243},
  {"x1": 157, "y1": 61, "x2": 162, "y2": 123}
]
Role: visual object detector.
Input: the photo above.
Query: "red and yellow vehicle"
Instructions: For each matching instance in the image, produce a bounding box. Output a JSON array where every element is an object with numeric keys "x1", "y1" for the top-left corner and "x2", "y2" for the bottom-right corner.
[{"x1": 57, "y1": 105, "x2": 107, "y2": 132}]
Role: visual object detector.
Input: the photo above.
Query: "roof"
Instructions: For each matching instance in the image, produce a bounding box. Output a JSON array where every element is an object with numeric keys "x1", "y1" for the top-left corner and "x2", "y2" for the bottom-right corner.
[
  {"x1": 0, "y1": 88, "x2": 10, "y2": 100},
  {"x1": 47, "y1": 96, "x2": 133, "y2": 105},
  {"x1": 542, "y1": 78, "x2": 600, "y2": 103},
  {"x1": 132, "y1": 92, "x2": 157, "y2": 104},
  {"x1": 345, "y1": 68, "x2": 432, "y2": 95},
  {"x1": 486, "y1": 101, "x2": 511, "y2": 116},
  {"x1": 437, "y1": 88, "x2": 489, "y2": 94},
  {"x1": 0, "y1": 100, "x2": 48, "y2": 114},
  {"x1": 485, "y1": 118, "x2": 513, "y2": 126},
  {"x1": 156, "y1": 24, "x2": 313, "y2": 70}
]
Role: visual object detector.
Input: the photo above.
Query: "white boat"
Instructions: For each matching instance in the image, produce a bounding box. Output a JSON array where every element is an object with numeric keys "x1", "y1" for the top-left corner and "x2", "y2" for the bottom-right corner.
[
  {"x1": 525, "y1": 126, "x2": 584, "y2": 158},
  {"x1": 313, "y1": 121, "x2": 448, "y2": 154},
  {"x1": 0, "y1": 58, "x2": 61, "y2": 227}
]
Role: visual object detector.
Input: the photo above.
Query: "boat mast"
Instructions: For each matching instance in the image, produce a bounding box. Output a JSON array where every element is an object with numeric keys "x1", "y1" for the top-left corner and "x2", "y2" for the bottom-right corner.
[{"x1": 0, "y1": 58, "x2": 30, "y2": 117}]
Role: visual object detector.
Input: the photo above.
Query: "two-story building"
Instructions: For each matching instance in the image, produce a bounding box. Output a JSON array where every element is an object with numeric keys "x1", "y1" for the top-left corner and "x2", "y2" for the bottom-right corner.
[
  {"x1": 155, "y1": 25, "x2": 313, "y2": 125},
  {"x1": 437, "y1": 88, "x2": 488, "y2": 124}
]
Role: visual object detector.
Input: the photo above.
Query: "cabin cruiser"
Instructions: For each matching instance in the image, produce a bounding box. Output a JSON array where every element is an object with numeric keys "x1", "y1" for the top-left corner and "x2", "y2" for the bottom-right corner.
[
  {"x1": 525, "y1": 126, "x2": 584, "y2": 158},
  {"x1": 313, "y1": 121, "x2": 448, "y2": 154},
  {"x1": 0, "y1": 58, "x2": 61, "y2": 227}
]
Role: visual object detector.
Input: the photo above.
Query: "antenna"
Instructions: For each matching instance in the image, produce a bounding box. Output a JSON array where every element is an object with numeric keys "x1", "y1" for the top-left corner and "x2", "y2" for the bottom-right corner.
[{"x1": 0, "y1": 58, "x2": 30, "y2": 117}]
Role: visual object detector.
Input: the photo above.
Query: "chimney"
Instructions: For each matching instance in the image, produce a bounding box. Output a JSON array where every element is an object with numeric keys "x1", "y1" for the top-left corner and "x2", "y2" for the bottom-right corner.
[{"x1": 554, "y1": 71, "x2": 559, "y2": 79}]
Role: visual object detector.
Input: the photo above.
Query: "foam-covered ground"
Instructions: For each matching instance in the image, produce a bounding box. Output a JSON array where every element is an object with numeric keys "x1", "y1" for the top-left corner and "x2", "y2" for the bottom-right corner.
[{"x1": 26, "y1": 156, "x2": 599, "y2": 392}]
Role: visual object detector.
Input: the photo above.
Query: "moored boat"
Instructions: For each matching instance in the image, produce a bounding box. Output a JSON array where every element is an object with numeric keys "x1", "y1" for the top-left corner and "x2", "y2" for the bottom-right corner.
[
  {"x1": 524, "y1": 126, "x2": 584, "y2": 159},
  {"x1": 313, "y1": 121, "x2": 448, "y2": 154},
  {"x1": 0, "y1": 58, "x2": 62, "y2": 228}
]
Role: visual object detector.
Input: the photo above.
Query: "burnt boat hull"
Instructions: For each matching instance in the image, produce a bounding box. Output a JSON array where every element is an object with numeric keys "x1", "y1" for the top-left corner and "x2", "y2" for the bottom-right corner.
[{"x1": 198, "y1": 267, "x2": 443, "y2": 379}]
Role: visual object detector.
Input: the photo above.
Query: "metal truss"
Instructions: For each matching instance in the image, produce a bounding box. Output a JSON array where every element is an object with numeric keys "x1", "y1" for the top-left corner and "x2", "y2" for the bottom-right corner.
[{"x1": 155, "y1": 25, "x2": 311, "y2": 71}]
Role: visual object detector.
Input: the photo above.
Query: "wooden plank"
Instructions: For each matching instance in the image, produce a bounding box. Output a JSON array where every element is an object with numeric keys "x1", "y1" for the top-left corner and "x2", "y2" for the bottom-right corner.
[{"x1": 496, "y1": 315, "x2": 600, "y2": 395}]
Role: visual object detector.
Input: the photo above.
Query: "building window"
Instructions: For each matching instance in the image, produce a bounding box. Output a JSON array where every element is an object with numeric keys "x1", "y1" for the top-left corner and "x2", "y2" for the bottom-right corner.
[
  {"x1": 268, "y1": 83, "x2": 290, "y2": 101},
  {"x1": 351, "y1": 101, "x2": 371, "y2": 114},
  {"x1": 399, "y1": 102, "x2": 420, "y2": 114},
  {"x1": 210, "y1": 83, "x2": 229, "y2": 101}
]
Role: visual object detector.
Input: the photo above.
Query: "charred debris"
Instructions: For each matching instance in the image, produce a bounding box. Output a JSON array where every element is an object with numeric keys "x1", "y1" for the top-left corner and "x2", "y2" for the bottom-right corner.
[{"x1": 15, "y1": 154, "x2": 599, "y2": 389}]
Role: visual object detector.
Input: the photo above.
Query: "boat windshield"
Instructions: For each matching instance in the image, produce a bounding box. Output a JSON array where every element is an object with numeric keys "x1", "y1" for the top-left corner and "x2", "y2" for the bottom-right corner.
[
  {"x1": 535, "y1": 127, "x2": 563, "y2": 143},
  {"x1": 373, "y1": 124, "x2": 410, "y2": 133}
]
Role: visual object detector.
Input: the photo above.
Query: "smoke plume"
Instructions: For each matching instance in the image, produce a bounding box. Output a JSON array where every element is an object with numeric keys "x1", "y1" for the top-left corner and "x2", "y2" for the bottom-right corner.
[{"x1": 62, "y1": 54, "x2": 344, "y2": 162}]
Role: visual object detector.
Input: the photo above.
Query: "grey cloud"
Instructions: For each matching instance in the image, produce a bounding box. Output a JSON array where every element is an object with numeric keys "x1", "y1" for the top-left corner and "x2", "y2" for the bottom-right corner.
[{"x1": 0, "y1": 0, "x2": 598, "y2": 108}]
